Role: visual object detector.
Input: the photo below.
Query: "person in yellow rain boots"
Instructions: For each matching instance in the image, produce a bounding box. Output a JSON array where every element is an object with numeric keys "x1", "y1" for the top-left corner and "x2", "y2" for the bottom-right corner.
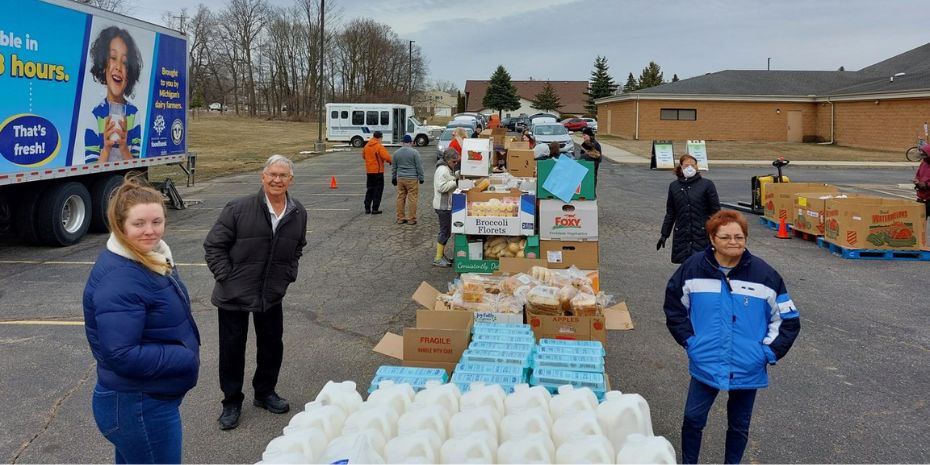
[{"x1": 432, "y1": 148, "x2": 460, "y2": 267}]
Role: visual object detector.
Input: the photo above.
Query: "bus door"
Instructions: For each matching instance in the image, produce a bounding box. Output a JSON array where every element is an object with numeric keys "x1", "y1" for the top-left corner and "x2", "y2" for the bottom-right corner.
[{"x1": 392, "y1": 107, "x2": 406, "y2": 142}]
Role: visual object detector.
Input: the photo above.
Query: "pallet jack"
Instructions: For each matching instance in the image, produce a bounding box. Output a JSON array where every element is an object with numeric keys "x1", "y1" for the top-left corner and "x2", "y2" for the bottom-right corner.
[{"x1": 721, "y1": 157, "x2": 790, "y2": 214}]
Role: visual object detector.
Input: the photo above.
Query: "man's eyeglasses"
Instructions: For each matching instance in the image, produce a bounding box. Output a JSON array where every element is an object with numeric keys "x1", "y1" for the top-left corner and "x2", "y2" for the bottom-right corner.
[
  {"x1": 264, "y1": 172, "x2": 292, "y2": 181},
  {"x1": 715, "y1": 235, "x2": 746, "y2": 242}
]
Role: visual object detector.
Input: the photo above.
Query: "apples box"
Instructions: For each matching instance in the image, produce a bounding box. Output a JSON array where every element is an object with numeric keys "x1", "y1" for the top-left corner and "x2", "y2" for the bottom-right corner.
[
  {"x1": 460, "y1": 138, "x2": 491, "y2": 177},
  {"x1": 539, "y1": 240, "x2": 599, "y2": 269},
  {"x1": 526, "y1": 302, "x2": 633, "y2": 345},
  {"x1": 539, "y1": 199, "x2": 598, "y2": 241},
  {"x1": 506, "y1": 149, "x2": 536, "y2": 177},
  {"x1": 452, "y1": 188, "x2": 536, "y2": 236},
  {"x1": 763, "y1": 183, "x2": 838, "y2": 223},
  {"x1": 822, "y1": 197, "x2": 927, "y2": 250},
  {"x1": 792, "y1": 193, "x2": 869, "y2": 236}
]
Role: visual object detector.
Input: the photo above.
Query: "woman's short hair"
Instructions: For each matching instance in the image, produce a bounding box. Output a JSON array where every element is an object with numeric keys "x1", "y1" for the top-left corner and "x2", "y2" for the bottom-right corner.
[
  {"x1": 442, "y1": 148, "x2": 459, "y2": 162},
  {"x1": 548, "y1": 142, "x2": 561, "y2": 156},
  {"x1": 674, "y1": 153, "x2": 698, "y2": 177},
  {"x1": 706, "y1": 210, "x2": 749, "y2": 238},
  {"x1": 264, "y1": 154, "x2": 294, "y2": 175},
  {"x1": 89, "y1": 26, "x2": 143, "y2": 97}
]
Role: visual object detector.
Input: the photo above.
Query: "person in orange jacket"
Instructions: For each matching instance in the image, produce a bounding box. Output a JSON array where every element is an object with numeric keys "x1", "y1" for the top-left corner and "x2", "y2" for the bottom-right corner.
[{"x1": 362, "y1": 131, "x2": 392, "y2": 214}]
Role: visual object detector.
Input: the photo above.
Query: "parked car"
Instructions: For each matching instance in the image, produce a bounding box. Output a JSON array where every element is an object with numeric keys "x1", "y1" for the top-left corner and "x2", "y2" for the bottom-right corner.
[
  {"x1": 532, "y1": 123, "x2": 575, "y2": 155},
  {"x1": 435, "y1": 128, "x2": 456, "y2": 159},
  {"x1": 561, "y1": 117, "x2": 588, "y2": 132},
  {"x1": 529, "y1": 113, "x2": 559, "y2": 128},
  {"x1": 208, "y1": 102, "x2": 224, "y2": 112},
  {"x1": 505, "y1": 116, "x2": 530, "y2": 133},
  {"x1": 446, "y1": 119, "x2": 479, "y2": 138},
  {"x1": 453, "y1": 112, "x2": 485, "y2": 131},
  {"x1": 582, "y1": 118, "x2": 598, "y2": 132}
]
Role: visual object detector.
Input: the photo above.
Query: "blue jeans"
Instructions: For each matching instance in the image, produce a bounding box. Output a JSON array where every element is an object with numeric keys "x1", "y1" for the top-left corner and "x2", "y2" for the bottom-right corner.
[
  {"x1": 681, "y1": 377, "x2": 757, "y2": 464},
  {"x1": 92, "y1": 384, "x2": 184, "y2": 464}
]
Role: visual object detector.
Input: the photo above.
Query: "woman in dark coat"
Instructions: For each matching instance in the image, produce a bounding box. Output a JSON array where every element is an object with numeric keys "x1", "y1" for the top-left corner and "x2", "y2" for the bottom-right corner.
[{"x1": 658, "y1": 154, "x2": 721, "y2": 264}]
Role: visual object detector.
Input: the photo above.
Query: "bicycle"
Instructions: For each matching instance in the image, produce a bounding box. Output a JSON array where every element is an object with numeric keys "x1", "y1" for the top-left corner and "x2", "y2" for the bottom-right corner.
[{"x1": 905, "y1": 122, "x2": 928, "y2": 161}]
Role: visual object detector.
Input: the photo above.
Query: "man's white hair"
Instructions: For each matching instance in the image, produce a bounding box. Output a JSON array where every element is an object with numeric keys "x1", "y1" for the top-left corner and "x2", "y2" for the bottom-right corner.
[{"x1": 264, "y1": 154, "x2": 294, "y2": 175}]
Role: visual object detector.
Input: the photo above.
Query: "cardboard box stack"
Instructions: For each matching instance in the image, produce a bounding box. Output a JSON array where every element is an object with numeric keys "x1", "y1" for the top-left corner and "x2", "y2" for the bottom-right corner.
[
  {"x1": 763, "y1": 182, "x2": 838, "y2": 224},
  {"x1": 530, "y1": 339, "x2": 608, "y2": 399},
  {"x1": 451, "y1": 323, "x2": 536, "y2": 393}
]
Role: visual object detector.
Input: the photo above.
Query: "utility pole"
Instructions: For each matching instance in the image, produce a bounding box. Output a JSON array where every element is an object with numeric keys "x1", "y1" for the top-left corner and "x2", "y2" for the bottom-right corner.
[
  {"x1": 767, "y1": 57, "x2": 771, "y2": 71},
  {"x1": 316, "y1": 0, "x2": 325, "y2": 150},
  {"x1": 408, "y1": 40, "x2": 415, "y2": 106}
]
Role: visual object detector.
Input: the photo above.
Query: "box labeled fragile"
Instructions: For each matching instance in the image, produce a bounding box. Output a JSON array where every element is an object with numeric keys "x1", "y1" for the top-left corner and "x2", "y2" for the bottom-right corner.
[
  {"x1": 822, "y1": 197, "x2": 927, "y2": 250},
  {"x1": 452, "y1": 188, "x2": 536, "y2": 236},
  {"x1": 763, "y1": 183, "x2": 837, "y2": 223},
  {"x1": 539, "y1": 199, "x2": 598, "y2": 241}
]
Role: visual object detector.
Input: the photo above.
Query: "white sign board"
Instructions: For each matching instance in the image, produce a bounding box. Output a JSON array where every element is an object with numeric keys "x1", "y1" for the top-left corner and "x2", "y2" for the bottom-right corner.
[
  {"x1": 653, "y1": 141, "x2": 675, "y2": 170},
  {"x1": 686, "y1": 140, "x2": 710, "y2": 171},
  {"x1": 460, "y1": 138, "x2": 491, "y2": 177}
]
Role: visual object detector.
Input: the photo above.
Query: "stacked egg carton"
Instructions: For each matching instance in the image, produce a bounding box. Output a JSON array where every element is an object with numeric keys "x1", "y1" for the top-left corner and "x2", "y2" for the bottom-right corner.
[
  {"x1": 367, "y1": 366, "x2": 448, "y2": 394},
  {"x1": 530, "y1": 339, "x2": 608, "y2": 399},
  {"x1": 452, "y1": 323, "x2": 536, "y2": 393}
]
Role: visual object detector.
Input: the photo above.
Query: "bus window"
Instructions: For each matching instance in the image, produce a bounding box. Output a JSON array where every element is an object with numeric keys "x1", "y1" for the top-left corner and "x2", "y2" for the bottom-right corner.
[
  {"x1": 407, "y1": 119, "x2": 414, "y2": 133},
  {"x1": 367, "y1": 111, "x2": 378, "y2": 125},
  {"x1": 330, "y1": 111, "x2": 338, "y2": 119},
  {"x1": 380, "y1": 111, "x2": 389, "y2": 125},
  {"x1": 352, "y1": 111, "x2": 364, "y2": 125},
  {"x1": 341, "y1": 111, "x2": 348, "y2": 119}
]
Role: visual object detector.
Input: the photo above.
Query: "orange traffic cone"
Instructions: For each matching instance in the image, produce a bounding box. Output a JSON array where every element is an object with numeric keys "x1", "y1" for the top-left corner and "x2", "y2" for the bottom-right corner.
[
  {"x1": 330, "y1": 176, "x2": 337, "y2": 189},
  {"x1": 775, "y1": 217, "x2": 791, "y2": 239}
]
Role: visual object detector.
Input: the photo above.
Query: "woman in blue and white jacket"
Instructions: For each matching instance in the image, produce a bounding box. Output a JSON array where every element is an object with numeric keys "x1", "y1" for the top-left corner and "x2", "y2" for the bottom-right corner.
[
  {"x1": 83, "y1": 176, "x2": 200, "y2": 463},
  {"x1": 664, "y1": 210, "x2": 800, "y2": 464}
]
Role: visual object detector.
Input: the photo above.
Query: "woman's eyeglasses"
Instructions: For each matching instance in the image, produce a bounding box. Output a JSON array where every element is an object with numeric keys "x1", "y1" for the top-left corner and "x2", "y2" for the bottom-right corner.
[{"x1": 715, "y1": 235, "x2": 746, "y2": 243}]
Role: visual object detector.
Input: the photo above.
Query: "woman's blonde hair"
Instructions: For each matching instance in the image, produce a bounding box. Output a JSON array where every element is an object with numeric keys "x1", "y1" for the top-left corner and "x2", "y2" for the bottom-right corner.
[
  {"x1": 452, "y1": 127, "x2": 468, "y2": 139},
  {"x1": 106, "y1": 172, "x2": 170, "y2": 275}
]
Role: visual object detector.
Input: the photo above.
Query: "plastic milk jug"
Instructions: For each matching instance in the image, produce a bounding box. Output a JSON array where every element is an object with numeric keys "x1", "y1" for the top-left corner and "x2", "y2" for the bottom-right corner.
[
  {"x1": 413, "y1": 381, "x2": 461, "y2": 417},
  {"x1": 286, "y1": 402, "x2": 345, "y2": 440},
  {"x1": 549, "y1": 385, "x2": 599, "y2": 420},
  {"x1": 597, "y1": 390, "x2": 654, "y2": 452},
  {"x1": 278, "y1": 426, "x2": 327, "y2": 461},
  {"x1": 616, "y1": 433, "x2": 677, "y2": 465},
  {"x1": 440, "y1": 432, "x2": 497, "y2": 464},
  {"x1": 261, "y1": 435, "x2": 316, "y2": 463},
  {"x1": 460, "y1": 382, "x2": 506, "y2": 415},
  {"x1": 497, "y1": 433, "x2": 556, "y2": 464},
  {"x1": 314, "y1": 380, "x2": 364, "y2": 415},
  {"x1": 505, "y1": 384, "x2": 552, "y2": 415},
  {"x1": 343, "y1": 404, "x2": 399, "y2": 439},
  {"x1": 552, "y1": 410, "x2": 605, "y2": 447},
  {"x1": 257, "y1": 451, "x2": 307, "y2": 464},
  {"x1": 384, "y1": 430, "x2": 443, "y2": 464},
  {"x1": 556, "y1": 435, "x2": 615, "y2": 464},
  {"x1": 449, "y1": 406, "x2": 501, "y2": 443},
  {"x1": 365, "y1": 380, "x2": 415, "y2": 417},
  {"x1": 397, "y1": 406, "x2": 450, "y2": 440},
  {"x1": 499, "y1": 407, "x2": 552, "y2": 442},
  {"x1": 319, "y1": 430, "x2": 387, "y2": 464}
]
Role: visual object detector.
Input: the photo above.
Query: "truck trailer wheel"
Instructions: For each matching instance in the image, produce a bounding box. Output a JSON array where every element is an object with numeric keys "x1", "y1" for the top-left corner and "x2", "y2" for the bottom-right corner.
[
  {"x1": 350, "y1": 136, "x2": 364, "y2": 148},
  {"x1": 89, "y1": 174, "x2": 124, "y2": 233},
  {"x1": 415, "y1": 135, "x2": 428, "y2": 147},
  {"x1": 14, "y1": 187, "x2": 45, "y2": 245},
  {"x1": 36, "y1": 182, "x2": 92, "y2": 246}
]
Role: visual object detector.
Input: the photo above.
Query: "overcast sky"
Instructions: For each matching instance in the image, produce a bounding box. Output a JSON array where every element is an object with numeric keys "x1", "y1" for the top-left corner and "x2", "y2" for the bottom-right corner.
[{"x1": 132, "y1": 0, "x2": 928, "y2": 89}]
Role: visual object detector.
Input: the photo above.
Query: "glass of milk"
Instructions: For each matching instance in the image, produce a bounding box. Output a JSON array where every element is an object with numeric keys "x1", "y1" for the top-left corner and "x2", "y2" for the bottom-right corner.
[{"x1": 108, "y1": 102, "x2": 125, "y2": 143}]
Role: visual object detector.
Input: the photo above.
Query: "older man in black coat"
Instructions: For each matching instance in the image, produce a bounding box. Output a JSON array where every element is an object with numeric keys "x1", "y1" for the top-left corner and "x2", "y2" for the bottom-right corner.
[{"x1": 204, "y1": 155, "x2": 308, "y2": 430}]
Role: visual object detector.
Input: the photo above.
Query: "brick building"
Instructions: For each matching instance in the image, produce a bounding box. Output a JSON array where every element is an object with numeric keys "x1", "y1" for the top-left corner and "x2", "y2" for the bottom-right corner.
[
  {"x1": 595, "y1": 43, "x2": 930, "y2": 151},
  {"x1": 463, "y1": 80, "x2": 589, "y2": 117}
]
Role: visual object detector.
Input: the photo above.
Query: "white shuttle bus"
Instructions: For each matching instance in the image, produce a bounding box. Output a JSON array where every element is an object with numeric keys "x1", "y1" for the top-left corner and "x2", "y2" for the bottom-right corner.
[{"x1": 325, "y1": 103, "x2": 441, "y2": 148}]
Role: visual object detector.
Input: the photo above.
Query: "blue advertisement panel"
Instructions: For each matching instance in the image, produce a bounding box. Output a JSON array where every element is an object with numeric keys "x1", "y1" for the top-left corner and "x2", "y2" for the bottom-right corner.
[{"x1": 0, "y1": 0, "x2": 186, "y2": 175}]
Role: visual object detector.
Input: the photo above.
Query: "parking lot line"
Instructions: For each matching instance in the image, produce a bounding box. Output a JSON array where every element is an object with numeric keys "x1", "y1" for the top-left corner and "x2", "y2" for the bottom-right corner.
[
  {"x1": 0, "y1": 320, "x2": 84, "y2": 326},
  {"x1": 0, "y1": 260, "x2": 208, "y2": 267}
]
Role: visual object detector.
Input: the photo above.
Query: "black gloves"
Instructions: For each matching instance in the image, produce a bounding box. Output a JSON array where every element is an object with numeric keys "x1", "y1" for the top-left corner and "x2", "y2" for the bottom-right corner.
[
  {"x1": 419, "y1": 179, "x2": 424, "y2": 184},
  {"x1": 656, "y1": 237, "x2": 667, "y2": 250},
  {"x1": 391, "y1": 178, "x2": 397, "y2": 186}
]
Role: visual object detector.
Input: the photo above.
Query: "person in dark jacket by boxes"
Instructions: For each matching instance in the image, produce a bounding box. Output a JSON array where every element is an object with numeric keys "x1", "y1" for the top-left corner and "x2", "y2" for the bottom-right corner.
[
  {"x1": 913, "y1": 144, "x2": 930, "y2": 217},
  {"x1": 658, "y1": 154, "x2": 721, "y2": 264},
  {"x1": 579, "y1": 127, "x2": 602, "y2": 187},
  {"x1": 664, "y1": 210, "x2": 800, "y2": 464},
  {"x1": 204, "y1": 155, "x2": 308, "y2": 430},
  {"x1": 83, "y1": 175, "x2": 200, "y2": 463}
]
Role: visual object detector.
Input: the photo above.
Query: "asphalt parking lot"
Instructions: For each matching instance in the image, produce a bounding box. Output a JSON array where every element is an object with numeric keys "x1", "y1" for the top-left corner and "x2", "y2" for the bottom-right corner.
[{"x1": 1, "y1": 149, "x2": 928, "y2": 463}]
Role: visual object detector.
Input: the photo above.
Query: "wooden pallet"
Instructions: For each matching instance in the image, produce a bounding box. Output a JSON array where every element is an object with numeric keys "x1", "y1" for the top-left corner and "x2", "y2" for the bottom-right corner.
[
  {"x1": 816, "y1": 237, "x2": 930, "y2": 261},
  {"x1": 792, "y1": 229, "x2": 819, "y2": 242},
  {"x1": 759, "y1": 216, "x2": 792, "y2": 232}
]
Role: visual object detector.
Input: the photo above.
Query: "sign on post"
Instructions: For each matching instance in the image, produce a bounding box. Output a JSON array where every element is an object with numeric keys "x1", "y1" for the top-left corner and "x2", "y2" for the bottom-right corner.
[
  {"x1": 686, "y1": 140, "x2": 709, "y2": 171},
  {"x1": 652, "y1": 140, "x2": 675, "y2": 170}
]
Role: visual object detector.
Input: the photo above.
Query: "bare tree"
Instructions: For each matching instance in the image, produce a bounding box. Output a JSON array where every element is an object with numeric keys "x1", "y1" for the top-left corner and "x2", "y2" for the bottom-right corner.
[
  {"x1": 224, "y1": 0, "x2": 268, "y2": 117},
  {"x1": 76, "y1": 0, "x2": 130, "y2": 13}
]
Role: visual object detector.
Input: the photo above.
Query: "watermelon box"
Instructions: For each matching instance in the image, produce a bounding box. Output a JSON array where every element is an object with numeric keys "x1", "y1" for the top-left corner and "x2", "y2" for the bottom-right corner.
[{"x1": 822, "y1": 197, "x2": 927, "y2": 250}]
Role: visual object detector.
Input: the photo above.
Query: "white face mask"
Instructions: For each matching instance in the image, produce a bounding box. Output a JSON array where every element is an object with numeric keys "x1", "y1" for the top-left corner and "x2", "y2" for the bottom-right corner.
[{"x1": 682, "y1": 166, "x2": 697, "y2": 178}]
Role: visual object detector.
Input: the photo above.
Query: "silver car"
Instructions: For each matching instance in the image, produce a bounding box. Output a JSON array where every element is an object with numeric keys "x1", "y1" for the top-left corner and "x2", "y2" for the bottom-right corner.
[
  {"x1": 532, "y1": 123, "x2": 575, "y2": 155},
  {"x1": 582, "y1": 118, "x2": 598, "y2": 132},
  {"x1": 435, "y1": 128, "x2": 456, "y2": 159}
]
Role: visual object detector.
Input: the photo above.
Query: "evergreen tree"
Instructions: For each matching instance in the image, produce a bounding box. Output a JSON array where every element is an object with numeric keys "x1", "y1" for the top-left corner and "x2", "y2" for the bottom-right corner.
[
  {"x1": 672, "y1": 74, "x2": 679, "y2": 82},
  {"x1": 638, "y1": 61, "x2": 665, "y2": 89},
  {"x1": 623, "y1": 72, "x2": 638, "y2": 92},
  {"x1": 482, "y1": 65, "x2": 521, "y2": 117},
  {"x1": 584, "y1": 56, "x2": 617, "y2": 114},
  {"x1": 530, "y1": 81, "x2": 563, "y2": 113},
  {"x1": 457, "y1": 91, "x2": 466, "y2": 113}
]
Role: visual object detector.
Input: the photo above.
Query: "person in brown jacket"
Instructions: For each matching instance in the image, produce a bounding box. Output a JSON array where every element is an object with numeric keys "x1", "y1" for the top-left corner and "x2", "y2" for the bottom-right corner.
[{"x1": 362, "y1": 131, "x2": 392, "y2": 214}]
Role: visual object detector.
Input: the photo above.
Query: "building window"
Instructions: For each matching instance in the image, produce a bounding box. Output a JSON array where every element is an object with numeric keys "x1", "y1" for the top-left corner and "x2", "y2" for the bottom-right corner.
[{"x1": 660, "y1": 109, "x2": 697, "y2": 121}]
